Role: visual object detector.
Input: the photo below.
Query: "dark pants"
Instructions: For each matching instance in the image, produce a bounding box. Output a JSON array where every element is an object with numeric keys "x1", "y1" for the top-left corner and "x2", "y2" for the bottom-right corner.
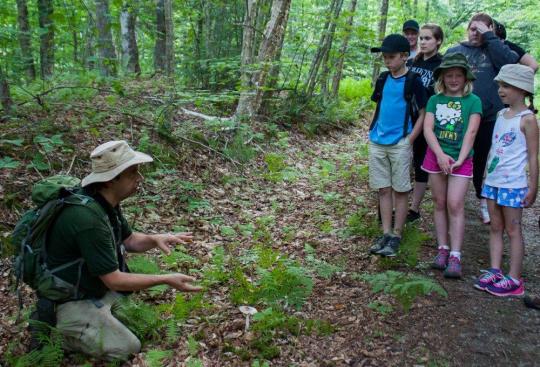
[
  {"x1": 412, "y1": 134, "x2": 429, "y2": 183},
  {"x1": 473, "y1": 119, "x2": 496, "y2": 198}
]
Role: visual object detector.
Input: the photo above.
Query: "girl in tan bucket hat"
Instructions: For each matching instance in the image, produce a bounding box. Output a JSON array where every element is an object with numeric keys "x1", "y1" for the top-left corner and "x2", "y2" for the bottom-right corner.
[{"x1": 475, "y1": 64, "x2": 538, "y2": 297}]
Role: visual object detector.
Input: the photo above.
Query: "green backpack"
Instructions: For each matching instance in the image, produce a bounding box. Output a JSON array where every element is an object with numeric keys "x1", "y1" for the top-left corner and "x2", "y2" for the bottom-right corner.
[{"x1": 12, "y1": 175, "x2": 108, "y2": 302}]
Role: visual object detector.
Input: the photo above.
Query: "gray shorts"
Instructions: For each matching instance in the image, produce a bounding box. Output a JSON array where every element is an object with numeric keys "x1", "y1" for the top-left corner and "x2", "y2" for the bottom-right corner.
[{"x1": 368, "y1": 137, "x2": 412, "y2": 192}]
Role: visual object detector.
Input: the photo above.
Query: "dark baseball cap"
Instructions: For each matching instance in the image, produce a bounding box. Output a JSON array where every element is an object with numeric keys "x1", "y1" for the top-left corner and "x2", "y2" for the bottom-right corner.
[
  {"x1": 371, "y1": 34, "x2": 410, "y2": 53},
  {"x1": 402, "y1": 19, "x2": 420, "y2": 32}
]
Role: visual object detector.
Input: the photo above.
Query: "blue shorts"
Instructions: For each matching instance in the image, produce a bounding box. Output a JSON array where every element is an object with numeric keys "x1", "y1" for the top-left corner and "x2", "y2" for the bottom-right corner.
[{"x1": 481, "y1": 184, "x2": 528, "y2": 208}]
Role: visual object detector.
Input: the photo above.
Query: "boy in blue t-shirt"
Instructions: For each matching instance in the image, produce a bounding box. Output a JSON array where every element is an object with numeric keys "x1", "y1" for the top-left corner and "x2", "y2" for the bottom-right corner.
[{"x1": 368, "y1": 34, "x2": 428, "y2": 256}]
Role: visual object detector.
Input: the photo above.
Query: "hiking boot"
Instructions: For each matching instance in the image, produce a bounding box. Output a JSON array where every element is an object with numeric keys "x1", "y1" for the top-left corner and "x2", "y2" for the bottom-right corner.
[
  {"x1": 443, "y1": 255, "x2": 462, "y2": 278},
  {"x1": 480, "y1": 199, "x2": 490, "y2": 224},
  {"x1": 524, "y1": 295, "x2": 540, "y2": 310},
  {"x1": 406, "y1": 209, "x2": 421, "y2": 223},
  {"x1": 377, "y1": 236, "x2": 400, "y2": 257},
  {"x1": 486, "y1": 276, "x2": 524, "y2": 297},
  {"x1": 369, "y1": 234, "x2": 391, "y2": 254},
  {"x1": 474, "y1": 268, "x2": 503, "y2": 290},
  {"x1": 431, "y1": 248, "x2": 449, "y2": 270}
]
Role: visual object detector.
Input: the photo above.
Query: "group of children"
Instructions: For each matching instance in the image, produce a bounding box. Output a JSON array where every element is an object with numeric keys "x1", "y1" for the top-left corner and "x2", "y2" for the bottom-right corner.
[{"x1": 367, "y1": 16, "x2": 539, "y2": 298}]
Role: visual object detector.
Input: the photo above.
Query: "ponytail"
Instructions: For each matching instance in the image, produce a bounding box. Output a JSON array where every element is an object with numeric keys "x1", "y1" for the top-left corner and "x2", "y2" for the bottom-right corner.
[{"x1": 527, "y1": 94, "x2": 538, "y2": 114}]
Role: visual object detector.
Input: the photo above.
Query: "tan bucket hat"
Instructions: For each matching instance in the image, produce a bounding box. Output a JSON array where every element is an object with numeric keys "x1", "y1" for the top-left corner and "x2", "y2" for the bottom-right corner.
[
  {"x1": 494, "y1": 64, "x2": 535, "y2": 94},
  {"x1": 81, "y1": 140, "x2": 153, "y2": 187}
]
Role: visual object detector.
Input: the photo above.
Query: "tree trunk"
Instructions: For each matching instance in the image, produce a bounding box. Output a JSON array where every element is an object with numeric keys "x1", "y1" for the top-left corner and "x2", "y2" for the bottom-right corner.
[
  {"x1": 235, "y1": 0, "x2": 292, "y2": 119},
  {"x1": 37, "y1": 0, "x2": 54, "y2": 79},
  {"x1": 371, "y1": 0, "x2": 389, "y2": 86},
  {"x1": 319, "y1": 0, "x2": 344, "y2": 97},
  {"x1": 82, "y1": 15, "x2": 96, "y2": 70},
  {"x1": 305, "y1": 0, "x2": 343, "y2": 98},
  {"x1": 425, "y1": 0, "x2": 430, "y2": 22},
  {"x1": 16, "y1": 0, "x2": 35, "y2": 80},
  {"x1": 239, "y1": 0, "x2": 259, "y2": 96},
  {"x1": 0, "y1": 68, "x2": 12, "y2": 117},
  {"x1": 120, "y1": 1, "x2": 141, "y2": 74},
  {"x1": 95, "y1": 0, "x2": 117, "y2": 76},
  {"x1": 154, "y1": 0, "x2": 174, "y2": 75},
  {"x1": 331, "y1": 0, "x2": 357, "y2": 97},
  {"x1": 413, "y1": 0, "x2": 418, "y2": 18}
]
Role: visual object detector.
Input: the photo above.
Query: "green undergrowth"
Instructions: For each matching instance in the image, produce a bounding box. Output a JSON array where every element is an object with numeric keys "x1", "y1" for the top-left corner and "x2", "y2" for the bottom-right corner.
[
  {"x1": 379, "y1": 225, "x2": 431, "y2": 269},
  {"x1": 360, "y1": 270, "x2": 447, "y2": 312},
  {"x1": 122, "y1": 240, "x2": 339, "y2": 361}
]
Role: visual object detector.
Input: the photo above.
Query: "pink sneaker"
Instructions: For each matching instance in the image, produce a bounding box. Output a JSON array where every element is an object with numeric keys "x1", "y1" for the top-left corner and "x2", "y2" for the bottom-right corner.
[
  {"x1": 474, "y1": 268, "x2": 503, "y2": 290},
  {"x1": 486, "y1": 276, "x2": 524, "y2": 297},
  {"x1": 443, "y1": 255, "x2": 462, "y2": 278},
  {"x1": 431, "y1": 248, "x2": 449, "y2": 270}
]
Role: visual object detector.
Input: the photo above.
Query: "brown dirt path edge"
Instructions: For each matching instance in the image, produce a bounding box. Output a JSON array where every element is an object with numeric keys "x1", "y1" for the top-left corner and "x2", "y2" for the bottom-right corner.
[{"x1": 390, "y1": 190, "x2": 540, "y2": 367}]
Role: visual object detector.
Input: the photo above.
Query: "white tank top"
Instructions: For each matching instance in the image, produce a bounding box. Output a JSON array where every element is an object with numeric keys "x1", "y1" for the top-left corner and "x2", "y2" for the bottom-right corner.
[{"x1": 484, "y1": 108, "x2": 533, "y2": 188}]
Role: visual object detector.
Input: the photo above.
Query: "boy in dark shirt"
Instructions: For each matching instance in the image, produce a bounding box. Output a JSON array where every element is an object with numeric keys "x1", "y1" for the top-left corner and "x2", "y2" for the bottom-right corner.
[{"x1": 368, "y1": 34, "x2": 428, "y2": 256}]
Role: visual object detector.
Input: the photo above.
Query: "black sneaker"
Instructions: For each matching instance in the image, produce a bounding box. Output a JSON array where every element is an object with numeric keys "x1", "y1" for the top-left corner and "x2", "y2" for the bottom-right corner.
[
  {"x1": 524, "y1": 295, "x2": 540, "y2": 310},
  {"x1": 377, "y1": 236, "x2": 400, "y2": 257},
  {"x1": 406, "y1": 209, "x2": 421, "y2": 223},
  {"x1": 369, "y1": 234, "x2": 391, "y2": 254}
]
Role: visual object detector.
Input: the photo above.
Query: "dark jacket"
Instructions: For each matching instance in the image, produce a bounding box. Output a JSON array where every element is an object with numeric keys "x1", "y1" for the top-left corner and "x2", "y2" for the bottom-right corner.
[{"x1": 446, "y1": 31, "x2": 519, "y2": 122}]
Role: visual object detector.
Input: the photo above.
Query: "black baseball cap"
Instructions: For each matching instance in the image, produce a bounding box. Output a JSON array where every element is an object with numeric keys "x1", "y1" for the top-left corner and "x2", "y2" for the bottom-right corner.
[
  {"x1": 371, "y1": 34, "x2": 410, "y2": 53},
  {"x1": 402, "y1": 19, "x2": 420, "y2": 32}
]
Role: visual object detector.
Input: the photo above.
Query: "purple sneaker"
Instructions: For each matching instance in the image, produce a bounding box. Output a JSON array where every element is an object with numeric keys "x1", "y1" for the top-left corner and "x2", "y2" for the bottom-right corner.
[
  {"x1": 432, "y1": 248, "x2": 449, "y2": 270},
  {"x1": 486, "y1": 276, "x2": 524, "y2": 297},
  {"x1": 443, "y1": 255, "x2": 462, "y2": 278},
  {"x1": 474, "y1": 268, "x2": 503, "y2": 290}
]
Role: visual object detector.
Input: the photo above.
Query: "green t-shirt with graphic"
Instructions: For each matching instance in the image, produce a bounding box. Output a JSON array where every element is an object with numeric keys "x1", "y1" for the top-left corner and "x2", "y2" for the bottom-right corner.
[{"x1": 426, "y1": 93, "x2": 483, "y2": 160}]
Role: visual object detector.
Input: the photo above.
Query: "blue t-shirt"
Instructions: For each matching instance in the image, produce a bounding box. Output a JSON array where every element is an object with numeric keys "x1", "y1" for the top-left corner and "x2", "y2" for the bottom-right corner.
[{"x1": 369, "y1": 73, "x2": 427, "y2": 145}]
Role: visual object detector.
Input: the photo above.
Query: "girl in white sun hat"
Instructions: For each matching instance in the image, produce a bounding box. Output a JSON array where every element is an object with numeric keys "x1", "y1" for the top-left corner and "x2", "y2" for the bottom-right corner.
[{"x1": 475, "y1": 64, "x2": 538, "y2": 297}]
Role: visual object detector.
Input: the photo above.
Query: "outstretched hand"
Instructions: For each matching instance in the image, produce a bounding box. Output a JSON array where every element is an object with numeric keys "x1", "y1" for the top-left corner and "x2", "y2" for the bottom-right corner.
[
  {"x1": 154, "y1": 232, "x2": 193, "y2": 255},
  {"x1": 166, "y1": 273, "x2": 203, "y2": 292}
]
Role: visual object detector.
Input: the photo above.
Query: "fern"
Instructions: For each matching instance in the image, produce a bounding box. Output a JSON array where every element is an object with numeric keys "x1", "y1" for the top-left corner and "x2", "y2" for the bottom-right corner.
[
  {"x1": 361, "y1": 271, "x2": 447, "y2": 311},
  {"x1": 112, "y1": 298, "x2": 163, "y2": 340},
  {"x1": 256, "y1": 262, "x2": 313, "y2": 310},
  {"x1": 345, "y1": 208, "x2": 381, "y2": 238},
  {"x1": 304, "y1": 244, "x2": 342, "y2": 279},
  {"x1": 13, "y1": 326, "x2": 64, "y2": 367},
  {"x1": 170, "y1": 293, "x2": 206, "y2": 322},
  {"x1": 186, "y1": 358, "x2": 204, "y2": 367},
  {"x1": 187, "y1": 334, "x2": 199, "y2": 356},
  {"x1": 165, "y1": 319, "x2": 179, "y2": 345},
  {"x1": 127, "y1": 255, "x2": 161, "y2": 274},
  {"x1": 145, "y1": 349, "x2": 172, "y2": 367},
  {"x1": 163, "y1": 249, "x2": 199, "y2": 270}
]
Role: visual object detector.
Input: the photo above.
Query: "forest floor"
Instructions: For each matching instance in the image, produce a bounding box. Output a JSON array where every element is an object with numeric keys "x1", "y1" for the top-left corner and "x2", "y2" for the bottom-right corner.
[{"x1": 1, "y1": 98, "x2": 539, "y2": 366}]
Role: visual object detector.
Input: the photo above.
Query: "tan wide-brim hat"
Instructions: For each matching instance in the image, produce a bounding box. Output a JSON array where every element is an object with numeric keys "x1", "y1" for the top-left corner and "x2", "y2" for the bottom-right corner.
[
  {"x1": 81, "y1": 140, "x2": 153, "y2": 187},
  {"x1": 494, "y1": 64, "x2": 535, "y2": 94}
]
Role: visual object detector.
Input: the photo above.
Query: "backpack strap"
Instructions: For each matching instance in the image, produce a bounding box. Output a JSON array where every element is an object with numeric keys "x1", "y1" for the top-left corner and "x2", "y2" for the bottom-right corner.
[
  {"x1": 40, "y1": 193, "x2": 115, "y2": 300},
  {"x1": 370, "y1": 71, "x2": 390, "y2": 131},
  {"x1": 402, "y1": 70, "x2": 420, "y2": 137}
]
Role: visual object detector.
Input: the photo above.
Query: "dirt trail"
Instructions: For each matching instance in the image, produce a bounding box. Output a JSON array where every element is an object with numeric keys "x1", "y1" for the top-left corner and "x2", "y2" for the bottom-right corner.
[{"x1": 396, "y1": 190, "x2": 540, "y2": 367}]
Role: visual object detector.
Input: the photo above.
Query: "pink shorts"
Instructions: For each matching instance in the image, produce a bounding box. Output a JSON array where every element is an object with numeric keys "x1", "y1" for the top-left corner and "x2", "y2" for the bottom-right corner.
[{"x1": 421, "y1": 147, "x2": 473, "y2": 178}]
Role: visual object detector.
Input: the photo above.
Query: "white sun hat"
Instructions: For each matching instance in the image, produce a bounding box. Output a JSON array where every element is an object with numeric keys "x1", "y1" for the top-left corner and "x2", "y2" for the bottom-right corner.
[
  {"x1": 81, "y1": 140, "x2": 153, "y2": 187},
  {"x1": 494, "y1": 64, "x2": 535, "y2": 94}
]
